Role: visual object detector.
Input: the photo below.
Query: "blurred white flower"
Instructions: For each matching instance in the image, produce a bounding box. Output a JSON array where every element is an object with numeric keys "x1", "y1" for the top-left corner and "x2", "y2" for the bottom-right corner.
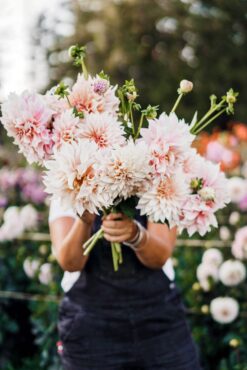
[
  {"x1": 227, "y1": 177, "x2": 247, "y2": 203},
  {"x1": 0, "y1": 206, "x2": 25, "y2": 241},
  {"x1": 229, "y1": 211, "x2": 240, "y2": 225},
  {"x1": 38, "y1": 263, "x2": 53, "y2": 285},
  {"x1": 3, "y1": 206, "x2": 19, "y2": 223},
  {"x1": 210, "y1": 297, "x2": 239, "y2": 324},
  {"x1": 219, "y1": 226, "x2": 231, "y2": 241},
  {"x1": 219, "y1": 260, "x2": 246, "y2": 286},
  {"x1": 20, "y1": 204, "x2": 38, "y2": 229},
  {"x1": 196, "y1": 263, "x2": 219, "y2": 291},
  {"x1": 202, "y1": 248, "x2": 223, "y2": 267},
  {"x1": 23, "y1": 258, "x2": 40, "y2": 278}
]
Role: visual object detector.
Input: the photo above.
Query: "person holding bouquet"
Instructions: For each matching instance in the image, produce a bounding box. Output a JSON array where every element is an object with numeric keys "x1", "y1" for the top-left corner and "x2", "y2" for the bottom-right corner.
[{"x1": 49, "y1": 199, "x2": 202, "y2": 370}]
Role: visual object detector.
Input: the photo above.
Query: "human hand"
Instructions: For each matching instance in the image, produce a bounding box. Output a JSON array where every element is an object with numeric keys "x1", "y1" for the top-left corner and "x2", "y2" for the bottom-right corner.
[
  {"x1": 102, "y1": 213, "x2": 138, "y2": 243},
  {"x1": 79, "y1": 211, "x2": 96, "y2": 226}
]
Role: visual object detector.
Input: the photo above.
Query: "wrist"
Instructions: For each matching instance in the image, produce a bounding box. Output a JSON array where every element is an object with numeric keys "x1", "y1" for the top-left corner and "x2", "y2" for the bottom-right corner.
[{"x1": 123, "y1": 221, "x2": 146, "y2": 250}]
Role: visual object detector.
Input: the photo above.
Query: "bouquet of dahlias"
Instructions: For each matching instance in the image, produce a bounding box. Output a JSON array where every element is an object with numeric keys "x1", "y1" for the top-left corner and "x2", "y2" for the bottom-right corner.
[{"x1": 1, "y1": 45, "x2": 238, "y2": 271}]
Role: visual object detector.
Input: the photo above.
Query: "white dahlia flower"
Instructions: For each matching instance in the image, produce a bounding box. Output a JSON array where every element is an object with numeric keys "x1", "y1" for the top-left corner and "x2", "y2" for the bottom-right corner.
[
  {"x1": 99, "y1": 140, "x2": 151, "y2": 201},
  {"x1": 43, "y1": 140, "x2": 111, "y2": 216}
]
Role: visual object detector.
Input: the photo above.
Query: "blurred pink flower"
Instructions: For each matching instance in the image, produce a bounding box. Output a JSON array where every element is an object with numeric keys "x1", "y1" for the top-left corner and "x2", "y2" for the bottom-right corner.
[
  {"x1": 206, "y1": 140, "x2": 233, "y2": 165},
  {"x1": 232, "y1": 226, "x2": 247, "y2": 260}
]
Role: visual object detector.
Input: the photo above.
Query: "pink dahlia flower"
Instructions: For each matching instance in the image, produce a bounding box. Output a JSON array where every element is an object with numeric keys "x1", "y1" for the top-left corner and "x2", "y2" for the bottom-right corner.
[
  {"x1": 1, "y1": 91, "x2": 54, "y2": 164},
  {"x1": 69, "y1": 74, "x2": 119, "y2": 116},
  {"x1": 52, "y1": 109, "x2": 81, "y2": 149},
  {"x1": 79, "y1": 112, "x2": 125, "y2": 149},
  {"x1": 140, "y1": 112, "x2": 195, "y2": 175}
]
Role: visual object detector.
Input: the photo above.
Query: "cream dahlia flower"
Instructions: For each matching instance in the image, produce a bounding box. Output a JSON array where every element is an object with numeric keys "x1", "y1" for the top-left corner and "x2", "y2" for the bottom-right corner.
[
  {"x1": 43, "y1": 140, "x2": 111, "y2": 215},
  {"x1": 99, "y1": 140, "x2": 151, "y2": 201},
  {"x1": 137, "y1": 169, "x2": 189, "y2": 226}
]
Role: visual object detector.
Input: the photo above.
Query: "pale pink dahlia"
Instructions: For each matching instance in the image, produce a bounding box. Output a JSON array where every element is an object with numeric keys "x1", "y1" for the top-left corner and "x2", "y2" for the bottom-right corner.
[
  {"x1": 140, "y1": 112, "x2": 195, "y2": 175},
  {"x1": 137, "y1": 169, "x2": 189, "y2": 226},
  {"x1": 178, "y1": 194, "x2": 218, "y2": 236},
  {"x1": 189, "y1": 156, "x2": 230, "y2": 211},
  {"x1": 52, "y1": 109, "x2": 81, "y2": 149},
  {"x1": 1, "y1": 91, "x2": 54, "y2": 164},
  {"x1": 78, "y1": 112, "x2": 125, "y2": 149},
  {"x1": 69, "y1": 74, "x2": 119, "y2": 116}
]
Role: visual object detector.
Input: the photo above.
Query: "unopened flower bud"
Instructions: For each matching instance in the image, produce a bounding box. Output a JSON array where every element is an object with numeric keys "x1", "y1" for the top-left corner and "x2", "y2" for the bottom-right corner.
[
  {"x1": 179, "y1": 80, "x2": 193, "y2": 94},
  {"x1": 198, "y1": 186, "x2": 216, "y2": 201},
  {"x1": 126, "y1": 91, "x2": 137, "y2": 102},
  {"x1": 68, "y1": 45, "x2": 78, "y2": 59},
  {"x1": 190, "y1": 177, "x2": 203, "y2": 191},
  {"x1": 226, "y1": 90, "x2": 237, "y2": 104}
]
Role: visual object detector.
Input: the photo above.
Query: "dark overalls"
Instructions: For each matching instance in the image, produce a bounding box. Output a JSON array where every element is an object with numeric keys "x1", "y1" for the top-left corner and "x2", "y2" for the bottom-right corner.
[{"x1": 58, "y1": 214, "x2": 201, "y2": 370}]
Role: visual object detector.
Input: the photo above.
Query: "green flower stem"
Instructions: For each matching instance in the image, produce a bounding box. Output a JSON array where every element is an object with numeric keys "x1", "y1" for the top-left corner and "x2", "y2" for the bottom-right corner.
[
  {"x1": 113, "y1": 242, "x2": 123, "y2": 265},
  {"x1": 192, "y1": 100, "x2": 225, "y2": 132},
  {"x1": 83, "y1": 229, "x2": 104, "y2": 255},
  {"x1": 170, "y1": 93, "x2": 183, "y2": 113},
  {"x1": 83, "y1": 228, "x2": 103, "y2": 249},
  {"x1": 81, "y1": 58, "x2": 88, "y2": 80},
  {"x1": 192, "y1": 107, "x2": 227, "y2": 135},
  {"x1": 134, "y1": 113, "x2": 144, "y2": 140},
  {"x1": 130, "y1": 104, "x2": 135, "y2": 136},
  {"x1": 111, "y1": 243, "x2": 119, "y2": 271}
]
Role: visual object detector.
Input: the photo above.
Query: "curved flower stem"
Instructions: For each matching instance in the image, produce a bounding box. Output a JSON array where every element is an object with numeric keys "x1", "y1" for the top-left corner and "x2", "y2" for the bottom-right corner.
[{"x1": 170, "y1": 93, "x2": 183, "y2": 113}]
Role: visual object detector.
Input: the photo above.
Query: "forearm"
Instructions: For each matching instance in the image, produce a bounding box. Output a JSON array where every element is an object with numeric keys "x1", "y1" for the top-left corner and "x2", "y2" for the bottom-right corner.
[
  {"x1": 134, "y1": 230, "x2": 174, "y2": 269},
  {"x1": 56, "y1": 218, "x2": 92, "y2": 272}
]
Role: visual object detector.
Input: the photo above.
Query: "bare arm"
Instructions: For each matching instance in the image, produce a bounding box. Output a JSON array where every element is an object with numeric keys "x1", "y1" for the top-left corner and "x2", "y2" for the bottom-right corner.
[{"x1": 49, "y1": 212, "x2": 95, "y2": 272}]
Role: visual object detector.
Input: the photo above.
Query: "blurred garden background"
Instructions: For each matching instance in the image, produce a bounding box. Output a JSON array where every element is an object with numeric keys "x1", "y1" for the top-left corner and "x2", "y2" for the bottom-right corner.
[{"x1": 0, "y1": 0, "x2": 247, "y2": 369}]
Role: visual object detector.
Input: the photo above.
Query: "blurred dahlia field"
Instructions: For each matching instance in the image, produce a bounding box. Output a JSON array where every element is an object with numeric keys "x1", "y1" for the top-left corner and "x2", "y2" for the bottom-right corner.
[{"x1": 0, "y1": 122, "x2": 246, "y2": 370}]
